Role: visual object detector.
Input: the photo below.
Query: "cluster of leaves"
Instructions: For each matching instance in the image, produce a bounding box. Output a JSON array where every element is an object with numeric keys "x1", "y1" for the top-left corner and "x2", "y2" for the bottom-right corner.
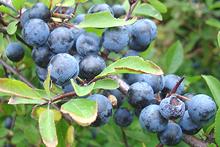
[{"x1": 0, "y1": 0, "x2": 219, "y2": 147}]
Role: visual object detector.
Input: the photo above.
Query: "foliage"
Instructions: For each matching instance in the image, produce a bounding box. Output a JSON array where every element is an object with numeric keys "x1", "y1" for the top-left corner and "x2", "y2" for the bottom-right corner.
[{"x1": 0, "y1": 0, "x2": 219, "y2": 147}]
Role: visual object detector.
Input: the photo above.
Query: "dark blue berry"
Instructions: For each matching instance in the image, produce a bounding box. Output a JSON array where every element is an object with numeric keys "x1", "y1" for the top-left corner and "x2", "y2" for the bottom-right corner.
[
  {"x1": 5, "y1": 42, "x2": 24, "y2": 62},
  {"x1": 114, "y1": 108, "x2": 133, "y2": 127}
]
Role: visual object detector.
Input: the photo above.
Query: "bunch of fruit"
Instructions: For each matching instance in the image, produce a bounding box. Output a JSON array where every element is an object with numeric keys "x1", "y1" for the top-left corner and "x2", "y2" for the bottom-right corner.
[{"x1": 4, "y1": 2, "x2": 217, "y2": 146}]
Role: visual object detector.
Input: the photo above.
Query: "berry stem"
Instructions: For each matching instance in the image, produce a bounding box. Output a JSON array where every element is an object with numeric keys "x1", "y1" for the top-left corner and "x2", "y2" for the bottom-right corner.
[
  {"x1": 168, "y1": 77, "x2": 185, "y2": 96},
  {"x1": 121, "y1": 127, "x2": 129, "y2": 147},
  {"x1": 125, "y1": 0, "x2": 139, "y2": 21}
]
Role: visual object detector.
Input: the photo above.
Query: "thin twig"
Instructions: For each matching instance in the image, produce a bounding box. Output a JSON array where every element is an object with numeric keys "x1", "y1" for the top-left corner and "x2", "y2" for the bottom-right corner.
[
  {"x1": 15, "y1": 33, "x2": 32, "y2": 49},
  {"x1": 121, "y1": 128, "x2": 129, "y2": 147},
  {"x1": 72, "y1": 2, "x2": 79, "y2": 16},
  {"x1": 0, "y1": 58, "x2": 36, "y2": 88},
  {"x1": 125, "y1": 0, "x2": 139, "y2": 21},
  {"x1": 168, "y1": 77, "x2": 185, "y2": 96}
]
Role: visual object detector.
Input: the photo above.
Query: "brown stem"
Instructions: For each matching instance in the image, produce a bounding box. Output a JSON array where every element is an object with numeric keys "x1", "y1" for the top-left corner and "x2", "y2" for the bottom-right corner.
[
  {"x1": 72, "y1": 2, "x2": 79, "y2": 16},
  {"x1": 125, "y1": 0, "x2": 139, "y2": 21},
  {"x1": 183, "y1": 134, "x2": 208, "y2": 147},
  {"x1": 52, "y1": 13, "x2": 72, "y2": 19},
  {"x1": 121, "y1": 128, "x2": 129, "y2": 147},
  {"x1": 0, "y1": 59, "x2": 35, "y2": 88},
  {"x1": 49, "y1": 0, "x2": 53, "y2": 10},
  {"x1": 168, "y1": 77, "x2": 185, "y2": 96}
]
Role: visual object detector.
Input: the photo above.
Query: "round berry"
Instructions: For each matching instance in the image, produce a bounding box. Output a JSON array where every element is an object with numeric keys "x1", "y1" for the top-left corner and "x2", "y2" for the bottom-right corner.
[
  {"x1": 179, "y1": 111, "x2": 201, "y2": 135},
  {"x1": 159, "y1": 96, "x2": 185, "y2": 119},
  {"x1": 114, "y1": 108, "x2": 133, "y2": 127},
  {"x1": 158, "y1": 122, "x2": 182, "y2": 146},
  {"x1": 188, "y1": 94, "x2": 217, "y2": 126},
  {"x1": 88, "y1": 94, "x2": 112, "y2": 127},
  {"x1": 48, "y1": 27, "x2": 74, "y2": 53},
  {"x1": 112, "y1": 5, "x2": 126, "y2": 18},
  {"x1": 48, "y1": 53, "x2": 79, "y2": 85},
  {"x1": 22, "y1": 18, "x2": 50, "y2": 46},
  {"x1": 128, "y1": 82, "x2": 156, "y2": 109},
  {"x1": 29, "y1": 2, "x2": 51, "y2": 22},
  {"x1": 76, "y1": 32, "x2": 101, "y2": 56},
  {"x1": 88, "y1": 4, "x2": 113, "y2": 15},
  {"x1": 102, "y1": 27, "x2": 129, "y2": 53},
  {"x1": 5, "y1": 42, "x2": 24, "y2": 62},
  {"x1": 79, "y1": 55, "x2": 106, "y2": 80}
]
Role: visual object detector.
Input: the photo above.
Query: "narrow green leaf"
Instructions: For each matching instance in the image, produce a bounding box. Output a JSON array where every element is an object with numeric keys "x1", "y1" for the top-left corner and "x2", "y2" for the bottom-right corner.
[
  {"x1": 7, "y1": 21, "x2": 18, "y2": 35},
  {"x1": 214, "y1": 109, "x2": 220, "y2": 146},
  {"x1": 202, "y1": 75, "x2": 220, "y2": 106},
  {"x1": 206, "y1": 18, "x2": 220, "y2": 28},
  {"x1": 96, "y1": 56, "x2": 163, "y2": 79},
  {"x1": 78, "y1": 11, "x2": 136, "y2": 28},
  {"x1": 0, "y1": 78, "x2": 47, "y2": 99},
  {"x1": 12, "y1": 0, "x2": 25, "y2": 10},
  {"x1": 163, "y1": 41, "x2": 184, "y2": 73},
  {"x1": 71, "y1": 79, "x2": 95, "y2": 96},
  {"x1": 76, "y1": 0, "x2": 88, "y2": 3},
  {"x1": 43, "y1": 70, "x2": 51, "y2": 97},
  {"x1": 217, "y1": 31, "x2": 220, "y2": 48},
  {"x1": 39, "y1": 109, "x2": 58, "y2": 147},
  {"x1": 32, "y1": 107, "x2": 61, "y2": 122},
  {"x1": 94, "y1": 78, "x2": 119, "y2": 90},
  {"x1": 148, "y1": 0, "x2": 167, "y2": 13},
  {"x1": 66, "y1": 126, "x2": 74, "y2": 145},
  {"x1": 61, "y1": 99, "x2": 97, "y2": 126},
  {"x1": 0, "y1": 5, "x2": 12, "y2": 14},
  {"x1": 134, "y1": 4, "x2": 162, "y2": 21},
  {"x1": 8, "y1": 97, "x2": 46, "y2": 105}
]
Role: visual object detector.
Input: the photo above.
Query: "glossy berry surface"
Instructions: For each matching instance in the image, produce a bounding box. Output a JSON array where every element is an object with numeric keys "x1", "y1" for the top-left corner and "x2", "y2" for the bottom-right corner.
[
  {"x1": 32, "y1": 45, "x2": 54, "y2": 68},
  {"x1": 128, "y1": 82, "x2": 155, "y2": 109},
  {"x1": 79, "y1": 55, "x2": 106, "y2": 80},
  {"x1": 102, "y1": 27, "x2": 129, "y2": 52},
  {"x1": 48, "y1": 27, "x2": 74, "y2": 53},
  {"x1": 5, "y1": 42, "x2": 24, "y2": 62},
  {"x1": 29, "y1": 2, "x2": 51, "y2": 22},
  {"x1": 158, "y1": 122, "x2": 183, "y2": 146},
  {"x1": 124, "y1": 74, "x2": 164, "y2": 93},
  {"x1": 129, "y1": 19, "x2": 157, "y2": 51},
  {"x1": 159, "y1": 96, "x2": 185, "y2": 119},
  {"x1": 179, "y1": 111, "x2": 201, "y2": 135},
  {"x1": 139, "y1": 105, "x2": 168, "y2": 133},
  {"x1": 112, "y1": 5, "x2": 126, "y2": 18},
  {"x1": 88, "y1": 94, "x2": 112, "y2": 127},
  {"x1": 88, "y1": 4, "x2": 113, "y2": 14},
  {"x1": 163, "y1": 74, "x2": 184, "y2": 95},
  {"x1": 76, "y1": 32, "x2": 101, "y2": 56},
  {"x1": 48, "y1": 53, "x2": 79, "y2": 85},
  {"x1": 188, "y1": 94, "x2": 217, "y2": 126},
  {"x1": 114, "y1": 108, "x2": 133, "y2": 127},
  {"x1": 4, "y1": 116, "x2": 13, "y2": 129},
  {"x1": 22, "y1": 19, "x2": 50, "y2": 46}
]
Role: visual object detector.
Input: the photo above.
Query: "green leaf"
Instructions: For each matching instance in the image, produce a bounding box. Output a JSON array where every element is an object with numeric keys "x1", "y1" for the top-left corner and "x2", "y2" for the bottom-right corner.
[
  {"x1": 71, "y1": 79, "x2": 95, "y2": 96},
  {"x1": 202, "y1": 75, "x2": 220, "y2": 106},
  {"x1": 65, "y1": 126, "x2": 74, "y2": 146},
  {"x1": 215, "y1": 109, "x2": 220, "y2": 146},
  {"x1": 217, "y1": 31, "x2": 220, "y2": 48},
  {"x1": 134, "y1": 4, "x2": 162, "y2": 21},
  {"x1": 0, "y1": 78, "x2": 48, "y2": 99},
  {"x1": 32, "y1": 107, "x2": 61, "y2": 122},
  {"x1": 61, "y1": 99, "x2": 97, "y2": 126},
  {"x1": 206, "y1": 18, "x2": 220, "y2": 28},
  {"x1": 94, "y1": 78, "x2": 119, "y2": 90},
  {"x1": 39, "y1": 109, "x2": 58, "y2": 147},
  {"x1": 0, "y1": 5, "x2": 12, "y2": 14},
  {"x1": 96, "y1": 56, "x2": 163, "y2": 79},
  {"x1": 7, "y1": 21, "x2": 18, "y2": 35},
  {"x1": 148, "y1": 0, "x2": 167, "y2": 13},
  {"x1": 163, "y1": 41, "x2": 184, "y2": 73},
  {"x1": 8, "y1": 97, "x2": 46, "y2": 105},
  {"x1": 12, "y1": 0, "x2": 25, "y2": 10},
  {"x1": 43, "y1": 70, "x2": 51, "y2": 97},
  {"x1": 76, "y1": 0, "x2": 88, "y2": 3},
  {"x1": 78, "y1": 11, "x2": 136, "y2": 28}
]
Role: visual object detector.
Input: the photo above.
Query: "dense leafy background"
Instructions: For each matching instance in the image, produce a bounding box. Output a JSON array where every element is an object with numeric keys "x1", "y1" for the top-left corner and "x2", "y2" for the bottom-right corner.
[{"x1": 0, "y1": 0, "x2": 220, "y2": 146}]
